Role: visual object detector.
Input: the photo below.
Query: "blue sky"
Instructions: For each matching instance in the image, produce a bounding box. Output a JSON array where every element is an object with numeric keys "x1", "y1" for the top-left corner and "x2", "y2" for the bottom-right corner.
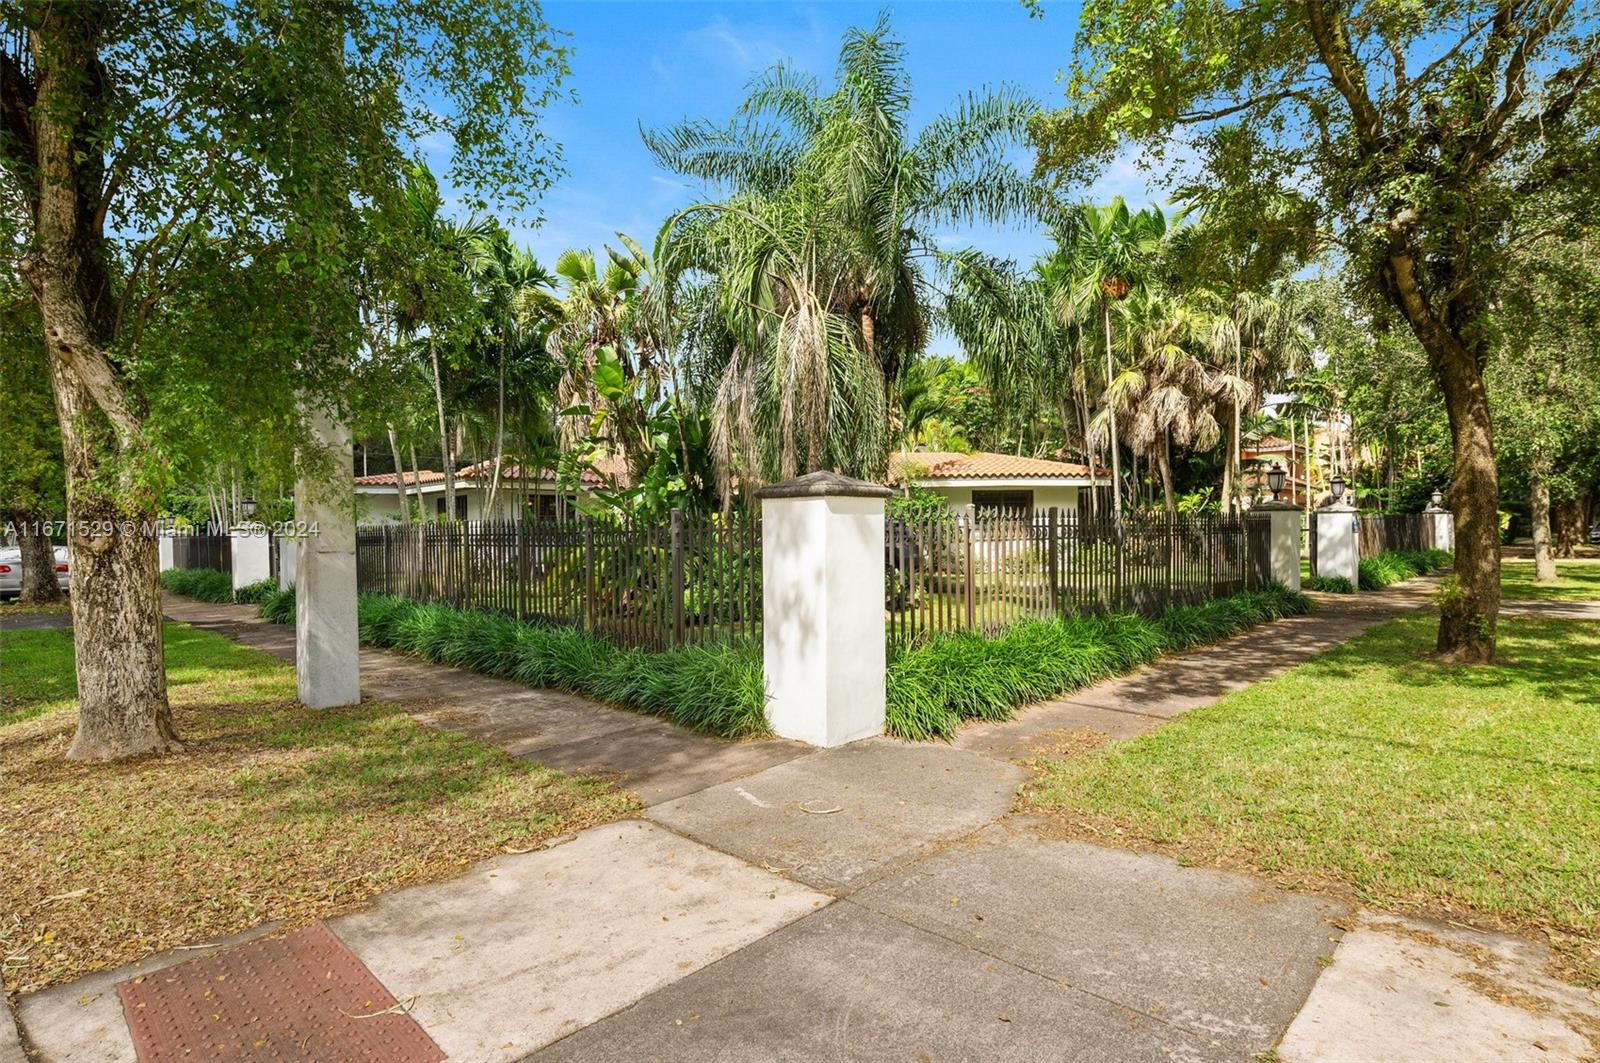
[{"x1": 439, "y1": 1, "x2": 1161, "y2": 357}]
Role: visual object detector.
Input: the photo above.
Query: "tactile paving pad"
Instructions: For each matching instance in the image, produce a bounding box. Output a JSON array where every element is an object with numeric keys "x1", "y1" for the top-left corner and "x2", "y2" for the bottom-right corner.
[{"x1": 117, "y1": 921, "x2": 445, "y2": 1062}]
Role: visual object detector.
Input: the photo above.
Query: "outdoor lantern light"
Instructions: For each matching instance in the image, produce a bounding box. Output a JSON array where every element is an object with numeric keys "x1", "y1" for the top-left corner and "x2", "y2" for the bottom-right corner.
[
  {"x1": 240, "y1": 496, "x2": 257, "y2": 520},
  {"x1": 1431, "y1": 488, "x2": 1444, "y2": 507},
  {"x1": 1267, "y1": 463, "x2": 1287, "y2": 501},
  {"x1": 1329, "y1": 474, "x2": 1346, "y2": 502}
]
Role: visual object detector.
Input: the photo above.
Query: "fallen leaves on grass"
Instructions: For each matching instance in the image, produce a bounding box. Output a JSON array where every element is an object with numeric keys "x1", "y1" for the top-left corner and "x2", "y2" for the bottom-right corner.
[{"x1": 0, "y1": 624, "x2": 637, "y2": 993}]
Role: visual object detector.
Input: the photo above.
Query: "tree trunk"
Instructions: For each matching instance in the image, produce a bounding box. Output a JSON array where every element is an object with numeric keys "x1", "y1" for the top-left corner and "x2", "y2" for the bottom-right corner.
[
  {"x1": 486, "y1": 335, "x2": 507, "y2": 519},
  {"x1": 1221, "y1": 404, "x2": 1237, "y2": 515},
  {"x1": 49, "y1": 358, "x2": 178, "y2": 759},
  {"x1": 18, "y1": 8, "x2": 177, "y2": 759},
  {"x1": 1529, "y1": 458, "x2": 1556, "y2": 583},
  {"x1": 386, "y1": 424, "x2": 410, "y2": 527},
  {"x1": 1158, "y1": 433, "x2": 1175, "y2": 514},
  {"x1": 1381, "y1": 251, "x2": 1499, "y2": 662},
  {"x1": 429, "y1": 333, "x2": 456, "y2": 519},
  {"x1": 12, "y1": 515, "x2": 63, "y2": 604},
  {"x1": 1553, "y1": 494, "x2": 1587, "y2": 558},
  {"x1": 1102, "y1": 302, "x2": 1122, "y2": 515}
]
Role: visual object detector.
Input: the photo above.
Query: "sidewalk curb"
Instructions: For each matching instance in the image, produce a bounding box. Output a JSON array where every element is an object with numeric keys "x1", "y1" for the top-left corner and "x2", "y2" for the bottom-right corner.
[{"x1": 2, "y1": 995, "x2": 29, "y2": 1063}]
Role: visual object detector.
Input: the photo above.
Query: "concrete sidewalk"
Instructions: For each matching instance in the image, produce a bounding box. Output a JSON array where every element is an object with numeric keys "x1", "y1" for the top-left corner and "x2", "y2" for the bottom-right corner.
[{"x1": 15, "y1": 577, "x2": 1599, "y2": 1061}]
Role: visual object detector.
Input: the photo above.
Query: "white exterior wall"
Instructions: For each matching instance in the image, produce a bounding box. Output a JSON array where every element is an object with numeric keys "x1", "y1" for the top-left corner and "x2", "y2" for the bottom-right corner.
[
  {"x1": 230, "y1": 528, "x2": 274, "y2": 590},
  {"x1": 355, "y1": 484, "x2": 593, "y2": 523},
  {"x1": 918, "y1": 483, "x2": 1082, "y2": 513},
  {"x1": 1314, "y1": 506, "x2": 1360, "y2": 586}
]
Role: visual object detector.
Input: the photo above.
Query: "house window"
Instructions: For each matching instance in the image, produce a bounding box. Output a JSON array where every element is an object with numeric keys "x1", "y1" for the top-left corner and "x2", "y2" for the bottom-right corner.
[
  {"x1": 971, "y1": 489, "x2": 1034, "y2": 517},
  {"x1": 434, "y1": 496, "x2": 468, "y2": 520}
]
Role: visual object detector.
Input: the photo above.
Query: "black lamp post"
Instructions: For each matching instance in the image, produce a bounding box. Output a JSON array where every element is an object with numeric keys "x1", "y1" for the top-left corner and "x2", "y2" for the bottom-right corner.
[
  {"x1": 1329, "y1": 473, "x2": 1346, "y2": 503},
  {"x1": 1267, "y1": 463, "x2": 1286, "y2": 502},
  {"x1": 240, "y1": 496, "x2": 257, "y2": 521}
]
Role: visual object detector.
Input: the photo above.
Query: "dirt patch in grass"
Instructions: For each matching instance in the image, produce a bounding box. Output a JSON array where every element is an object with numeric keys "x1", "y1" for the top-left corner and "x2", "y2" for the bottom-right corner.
[
  {"x1": 1023, "y1": 614, "x2": 1600, "y2": 986},
  {"x1": 0, "y1": 624, "x2": 637, "y2": 994}
]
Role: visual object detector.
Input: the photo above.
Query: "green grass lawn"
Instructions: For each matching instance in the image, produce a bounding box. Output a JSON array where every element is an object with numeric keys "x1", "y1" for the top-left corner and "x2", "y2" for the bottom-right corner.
[
  {"x1": 1500, "y1": 558, "x2": 1600, "y2": 601},
  {"x1": 1024, "y1": 612, "x2": 1600, "y2": 983},
  {"x1": 0, "y1": 623, "x2": 635, "y2": 993}
]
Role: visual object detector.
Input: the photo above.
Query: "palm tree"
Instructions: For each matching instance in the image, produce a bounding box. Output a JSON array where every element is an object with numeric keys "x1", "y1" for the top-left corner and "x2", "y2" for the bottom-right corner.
[
  {"x1": 540, "y1": 234, "x2": 671, "y2": 487},
  {"x1": 459, "y1": 234, "x2": 558, "y2": 517},
  {"x1": 1045, "y1": 197, "x2": 1169, "y2": 515},
  {"x1": 648, "y1": 15, "x2": 1037, "y2": 493},
  {"x1": 394, "y1": 162, "x2": 496, "y2": 519},
  {"x1": 1198, "y1": 288, "x2": 1308, "y2": 513}
]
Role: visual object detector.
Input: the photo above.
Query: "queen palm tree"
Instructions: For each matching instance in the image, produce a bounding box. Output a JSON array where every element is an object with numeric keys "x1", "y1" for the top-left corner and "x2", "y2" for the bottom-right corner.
[
  {"x1": 648, "y1": 15, "x2": 1037, "y2": 492},
  {"x1": 1045, "y1": 197, "x2": 1169, "y2": 515}
]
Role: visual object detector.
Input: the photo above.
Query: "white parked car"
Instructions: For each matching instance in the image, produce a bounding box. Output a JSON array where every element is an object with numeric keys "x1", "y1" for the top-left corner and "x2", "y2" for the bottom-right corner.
[{"x1": 0, "y1": 546, "x2": 71, "y2": 599}]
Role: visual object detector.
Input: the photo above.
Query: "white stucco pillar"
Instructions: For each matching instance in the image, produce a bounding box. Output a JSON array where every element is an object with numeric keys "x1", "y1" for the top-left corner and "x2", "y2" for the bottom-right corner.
[
  {"x1": 758, "y1": 471, "x2": 890, "y2": 747},
  {"x1": 230, "y1": 525, "x2": 273, "y2": 592},
  {"x1": 294, "y1": 407, "x2": 360, "y2": 709},
  {"x1": 158, "y1": 529, "x2": 175, "y2": 571},
  {"x1": 276, "y1": 535, "x2": 297, "y2": 588},
  {"x1": 1252, "y1": 501, "x2": 1302, "y2": 591},
  {"x1": 1424, "y1": 503, "x2": 1455, "y2": 552},
  {"x1": 1313, "y1": 502, "x2": 1360, "y2": 586}
]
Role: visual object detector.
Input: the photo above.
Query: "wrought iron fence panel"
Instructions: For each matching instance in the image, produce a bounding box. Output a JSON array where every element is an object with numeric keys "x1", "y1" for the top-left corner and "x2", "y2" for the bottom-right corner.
[{"x1": 353, "y1": 510, "x2": 760, "y2": 651}]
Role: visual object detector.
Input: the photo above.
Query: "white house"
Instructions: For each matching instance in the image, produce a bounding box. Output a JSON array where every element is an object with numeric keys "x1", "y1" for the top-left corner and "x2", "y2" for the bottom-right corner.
[
  {"x1": 353, "y1": 457, "x2": 627, "y2": 523},
  {"x1": 887, "y1": 451, "x2": 1104, "y2": 516}
]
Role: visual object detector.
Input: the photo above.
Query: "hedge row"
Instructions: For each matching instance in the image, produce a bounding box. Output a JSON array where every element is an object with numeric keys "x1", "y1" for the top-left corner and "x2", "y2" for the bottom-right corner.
[
  {"x1": 884, "y1": 584, "x2": 1312, "y2": 741},
  {"x1": 158, "y1": 568, "x2": 278, "y2": 605},
  {"x1": 1303, "y1": 575, "x2": 1356, "y2": 594},
  {"x1": 1357, "y1": 548, "x2": 1453, "y2": 591},
  {"x1": 255, "y1": 587, "x2": 768, "y2": 738},
  {"x1": 191, "y1": 581, "x2": 1311, "y2": 744}
]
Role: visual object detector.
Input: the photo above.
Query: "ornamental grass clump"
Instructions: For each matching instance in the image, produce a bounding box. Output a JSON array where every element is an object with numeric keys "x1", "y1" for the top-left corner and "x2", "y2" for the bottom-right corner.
[
  {"x1": 158, "y1": 568, "x2": 239, "y2": 604},
  {"x1": 1304, "y1": 575, "x2": 1356, "y2": 593},
  {"x1": 239, "y1": 590, "x2": 769, "y2": 739},
  {"x1": 1358, "y1": 548, "x2": 1453, "y2": 590},
  {"x1": 885, "y1": 584, "x2": 1310, "y2": 740}
]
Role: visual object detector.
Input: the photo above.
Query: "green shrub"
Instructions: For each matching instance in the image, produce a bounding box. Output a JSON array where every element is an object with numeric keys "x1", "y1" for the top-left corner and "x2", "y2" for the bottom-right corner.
[
  {"x1": 1303, "y1": 575, "x2": 1355, "y2": 594},
  {"x1": 239, "y1": 588, "x2": 769, "y2": 739},
  {"x1": 885, "y1": 584, "x2": 1311, "y2": 741},
  {"x1": 232, "y1": 579, "x2": 279, "y2": 605},
  {"x1": 160, "y1": 568, "x2": 285, "y2": 606},
  {"x1": 1358, "y1": 548, "x2": 1453, "y2": 590},
  {"x1": 158, "y1": 568, "x2": 236, "y2": 603}
]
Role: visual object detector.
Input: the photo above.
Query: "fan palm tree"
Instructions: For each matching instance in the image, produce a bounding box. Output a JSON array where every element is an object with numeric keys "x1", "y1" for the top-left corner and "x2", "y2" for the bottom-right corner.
[
  {"x1": 1198, "y1": 287, "x2": 1309, "y2": 513},
  {"x1": 648, "y1": 15, "x2": 1037, "y2": 494}
]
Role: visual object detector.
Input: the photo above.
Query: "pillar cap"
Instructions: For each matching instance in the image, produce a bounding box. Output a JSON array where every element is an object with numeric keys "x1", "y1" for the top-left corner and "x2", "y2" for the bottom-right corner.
[
  {"x1": 757, "y1": 470, "x2": 893, "y2": 500},
  {"x1": 1250, "y1": 500, "x2": 1300, "y2": 511},
  {"x1": 1318, "y1": 500, "x2": 1357, "y2": 512}
]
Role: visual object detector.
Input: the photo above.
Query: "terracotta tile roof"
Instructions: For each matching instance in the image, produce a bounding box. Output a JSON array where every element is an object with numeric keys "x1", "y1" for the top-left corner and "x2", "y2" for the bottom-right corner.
[
  {"x1": 1244, "y1": 436, "x2": 1294, "y2": 452},
  {"x1": 888, "y1": 451, "x2": 1095, "y2": 483},
  {"x1": 455, "y1": 456, "x2": 630, "y2": 489},
  {"x1": 353, "y1": 469, "x2": 445, "y2": 487}
]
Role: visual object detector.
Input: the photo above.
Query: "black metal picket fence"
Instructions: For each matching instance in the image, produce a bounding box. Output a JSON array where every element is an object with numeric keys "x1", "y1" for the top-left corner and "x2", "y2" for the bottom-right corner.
[
  {"x1": 355, "y1": 511, "x2": 762, "y2": 651},
  {"x1": 168, "y1": 529, "x2": 232, "y2": 574},
  {"x1": 884, "y1": 509, "x2": 1257, "y2": 644}
]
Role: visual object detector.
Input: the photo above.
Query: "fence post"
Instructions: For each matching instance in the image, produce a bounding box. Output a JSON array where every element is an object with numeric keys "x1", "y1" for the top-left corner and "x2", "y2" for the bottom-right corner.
[
  {"x1": 757, "y1": 471, "x2": 889, "y2": 747},
  {"x1": 1047, "y1": 507, "x2": 1060, "y2": 616},
  {"x1": 1312, "y1": 499, "x2": 1360, "y2": 587},
  {"x1": 670, "y1": 507, "x2": 686, "y2": 648},
  {"x1": 1424, "y1": 499, "x2": 1454, "y2": 553},
  {"x1": 1251, "y1": 501, "x2": 1302, "y2": 591},
  {"x1": 516, "y1": 517, "x2": 527, "y2": 620},
  {"x1": 583, "y1": 514, "x2": 596, "y2": 632},
  {"x1": 963, "y1": 503, "x2": 976, "y2": 629},
  {"x1": 1113, "y1": 520, "x2": 1126, "y2": 611}
]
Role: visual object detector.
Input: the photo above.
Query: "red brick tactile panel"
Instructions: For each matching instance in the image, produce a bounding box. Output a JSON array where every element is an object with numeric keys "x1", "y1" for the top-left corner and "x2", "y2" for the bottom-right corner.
[{"x1": 117, "y1": 921, "x2": 444, "y2": 1062}]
